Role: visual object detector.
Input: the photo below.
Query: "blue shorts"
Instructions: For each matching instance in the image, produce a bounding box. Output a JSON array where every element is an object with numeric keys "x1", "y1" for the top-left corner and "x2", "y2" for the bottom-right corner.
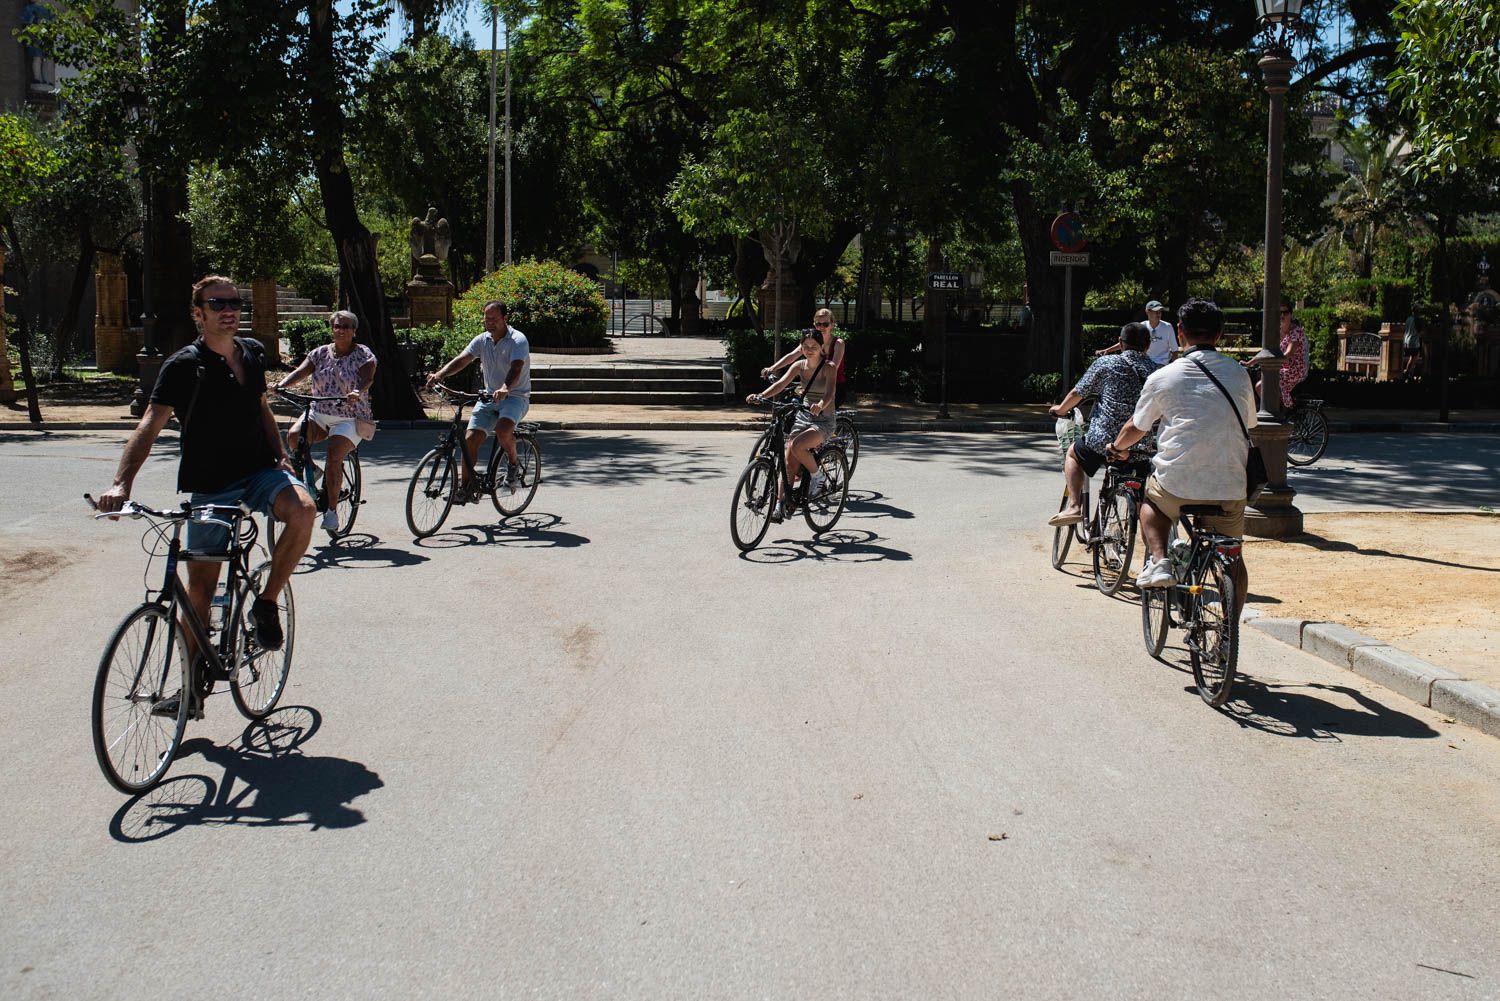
[
  {"x1": 186, "y1": 467, "x2": 304, "y2": 553},
  {"x1": 468, "y1": 394, "x2": 530, "y2": 434}
]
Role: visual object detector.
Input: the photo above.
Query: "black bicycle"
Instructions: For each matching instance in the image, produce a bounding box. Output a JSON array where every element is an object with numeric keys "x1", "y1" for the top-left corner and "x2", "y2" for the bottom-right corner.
[
  {"x1": 731, "y1": 397, "x2": 850, "y2": 552},
  {"x1": 750, "y1": 406, "x2": 860, "y2": 480},
  {"x1": 276, "y1": 389, "x2": 364, "y2": 538},
  {"x1": 1286, "y1": 397, "x2": 1329, "y2": 466},
  {"x1": 405, "y1": 384, "x2": 542, "y2": 539},
  {"x1": 85, "y1": 496, "x2": 294, "y2": 793},
  {"x1": 1140, "y1": 507, "x2": 1242, "y2": 707}
]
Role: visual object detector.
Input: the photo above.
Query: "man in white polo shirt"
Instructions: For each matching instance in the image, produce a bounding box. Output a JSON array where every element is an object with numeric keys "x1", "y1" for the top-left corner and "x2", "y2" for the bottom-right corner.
[
  {"x1": 1096, "y1": 299, "x2": 1175, "y2": 367},
  {"x1": 1106, "y1": 298, "x2": 1253, "y2": 608},
  {"x1": 426, "y1": 299, "x2": 531, "y2": 500}
]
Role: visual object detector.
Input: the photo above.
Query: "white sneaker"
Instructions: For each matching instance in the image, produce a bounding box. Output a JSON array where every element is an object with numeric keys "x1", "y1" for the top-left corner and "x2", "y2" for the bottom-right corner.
[
  {"x1": 320, "y1": 509, "x2": 339, "y2": 534},
  {"x1": 1136, "y1": 558, "x2": 1175, "y2": 589}
]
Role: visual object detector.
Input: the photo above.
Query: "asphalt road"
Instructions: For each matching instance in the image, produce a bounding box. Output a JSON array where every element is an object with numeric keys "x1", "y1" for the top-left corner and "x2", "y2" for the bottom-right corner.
[{"x1": 2, "y1": 429, "x2": 1498, "y2": 1001}]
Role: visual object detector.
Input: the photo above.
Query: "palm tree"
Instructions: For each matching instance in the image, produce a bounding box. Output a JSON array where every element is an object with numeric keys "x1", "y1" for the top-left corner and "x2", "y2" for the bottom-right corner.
[{"x1": 1329, "y1": 124, "x2": 1412, "y2": 279}]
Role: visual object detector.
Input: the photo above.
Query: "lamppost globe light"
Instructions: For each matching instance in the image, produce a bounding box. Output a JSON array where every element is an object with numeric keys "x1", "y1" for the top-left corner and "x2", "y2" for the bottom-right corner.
[{"x1": 1254, "y1": 0, "x2": 1304, "y2": 25}]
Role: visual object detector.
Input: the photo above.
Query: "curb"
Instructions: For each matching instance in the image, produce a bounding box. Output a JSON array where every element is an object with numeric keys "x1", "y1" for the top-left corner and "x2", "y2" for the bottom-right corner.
[
  {"x1": 6, "y1": 419, "x2": 1499, "y2": 435},
  {"x1": 1241, "y1": 609, "x2": 1500, "y2": 739}
]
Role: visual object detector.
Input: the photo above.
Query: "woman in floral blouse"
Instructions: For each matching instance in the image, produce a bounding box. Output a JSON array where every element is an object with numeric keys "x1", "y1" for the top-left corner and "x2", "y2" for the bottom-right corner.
[
  {"x1": 276, "y1": 310, "x2": 377, "y2": 534},
  {"x1": 1251, "y1": 301, "x2": 1308, "y2": 411}
]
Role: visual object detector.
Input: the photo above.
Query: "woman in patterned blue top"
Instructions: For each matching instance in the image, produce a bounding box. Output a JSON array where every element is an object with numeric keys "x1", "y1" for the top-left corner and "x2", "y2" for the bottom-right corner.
[{"x1": 1047, "y1": 322, "x2": 1160, "y2": 527}]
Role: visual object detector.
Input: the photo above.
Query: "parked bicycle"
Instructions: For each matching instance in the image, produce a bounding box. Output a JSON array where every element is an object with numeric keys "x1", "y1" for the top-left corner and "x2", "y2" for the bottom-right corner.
[
  {"x1": 750, "y1": 406, "x2": 860, "y2": 480},
  {"x1": 276, "y1": 388, "x2": 364, "y2": 539},
  {"x1": 1140, "y1": 506, "x2": 1242, "y2": 707},
  {"x1": 731, "y1": 398, "x2": 850, "y2": 552},
  {"x1": 84, "y1": 496, "x2": 294, "y2": 793},
  {"x1": 405, "y1": 383, "x2": 542, "y2": 539},
  {"x1": 1286, "y1": 397, "x2": 1329, "y2": 466}
]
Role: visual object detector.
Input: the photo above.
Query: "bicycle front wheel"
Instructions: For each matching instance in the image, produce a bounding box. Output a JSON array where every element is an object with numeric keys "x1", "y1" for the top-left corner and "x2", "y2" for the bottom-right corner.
[
  {"x1": 332, "y1": 450, "x2": 362, "y2": 537},
  {"x1": 406, "y1": 446, "x2": 455, "y2": 539},
  {"x1": 803, "y1": 447, "x2": 850, "y2": 534},
  {"x1": 835, "y1": 414, "x2": 860, "y2": 480},
  {"x1": 1093, "y1": 489, "x2": 1138, "y2": 596},
  {"x1": 747, "y1": 426, "x2": 774, "y2": 465},
  {"x1": 231, "y1": 565, "x2": 294, "y2": 720},
  {"x1": 92, "y1": 603, "x2": 189, "y2": 794},
  {"x1": 1050, "y1": 493, "x2": 1073, "y2": 570},
  {"x1": 731, "y1": 457, "x2": 776, "y2": 552},
  {"x1": 1287, "y1": 407, "x2": 1329, "y2": 466},
  {"x1": 491, "y1": 435, "x2": 541, "y2": 517},
  {"x1": 1188, "y1": 559, "x2": 1239, "y2": 707}
]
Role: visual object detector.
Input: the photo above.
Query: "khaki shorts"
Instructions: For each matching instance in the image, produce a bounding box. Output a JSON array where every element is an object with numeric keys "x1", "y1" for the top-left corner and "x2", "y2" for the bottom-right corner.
[{"x1": 1144, "y1": 476, "x2": 1245, "y2": 538}]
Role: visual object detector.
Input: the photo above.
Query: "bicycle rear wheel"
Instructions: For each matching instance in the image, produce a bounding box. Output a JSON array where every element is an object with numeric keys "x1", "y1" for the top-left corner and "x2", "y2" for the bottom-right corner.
[
  {"x1": 1050, "y1": 493, "x2": 1074, "y2": 570},
  {"x1": 731, "y1": 457, "x2": 776, "y2": 552},
  {"x1": 1188, "y1": 559, "x2": 1239, "y2": 707},
  {"x1": 1092, "y1": 489, "x2": 1138, "y2": 596},
  {"x1": 92, "y1": 603, "x2": 189, "y2": 793},
  {"x1": 1287, "y1": 407, "x2": 1329, "y2": 466},
  {"x1": 231, "y1": 564, "x2": 294, "y2": 719},
  {"x1": 331, "y1": 450, "x2": 361, "y2": 537},
  {"x1": 836, "y1": 414, "x2": 860, "y2": 480},
  {"x1": 405, "y1": 446, "x2": 455, "y2": 539},
  {"x1": 803, "y1": 447, "x2": 850, "y2": 534},
  {"x1": 491, "y1": 434, "x2": 541, "y2": 517}
]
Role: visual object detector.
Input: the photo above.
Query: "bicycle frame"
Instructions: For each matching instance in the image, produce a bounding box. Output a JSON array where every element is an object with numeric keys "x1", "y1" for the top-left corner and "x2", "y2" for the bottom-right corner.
[{"x1": 277, "y1": 390, "x2": 358, "y2": 511}]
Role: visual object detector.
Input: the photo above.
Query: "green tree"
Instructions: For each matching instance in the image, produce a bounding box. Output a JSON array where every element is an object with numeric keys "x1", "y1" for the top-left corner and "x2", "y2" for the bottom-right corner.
[
  {"x1": 0, "y1": 111, "x2": 60, "y2": 421},
  {"x1": 1390, "y1": 0, "x2": 1500, "y2": 172}
]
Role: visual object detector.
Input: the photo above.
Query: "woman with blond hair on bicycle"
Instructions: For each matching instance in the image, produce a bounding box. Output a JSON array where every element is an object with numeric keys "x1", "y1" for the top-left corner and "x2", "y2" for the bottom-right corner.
[
  {"x1": 748, "y1": 331, "x2": 836, "y2": 519},
  {"x1": 762, "y1": 307, "x2": 848, "y2": 407},
  {"x1": 276, "y1": 310, "x2": 377, "y2": 535}
]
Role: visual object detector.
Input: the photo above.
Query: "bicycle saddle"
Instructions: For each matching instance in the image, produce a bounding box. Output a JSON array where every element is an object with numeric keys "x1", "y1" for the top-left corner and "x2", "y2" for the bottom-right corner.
[{"x1": 1179, "y1": 504, "x2": 1228, "y2": 516}]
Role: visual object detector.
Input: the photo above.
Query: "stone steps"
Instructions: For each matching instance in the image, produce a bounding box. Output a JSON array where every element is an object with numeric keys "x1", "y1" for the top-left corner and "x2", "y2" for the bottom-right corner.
[{"x1": 528, "y1": 363, "x2": 727, "y2": 405}]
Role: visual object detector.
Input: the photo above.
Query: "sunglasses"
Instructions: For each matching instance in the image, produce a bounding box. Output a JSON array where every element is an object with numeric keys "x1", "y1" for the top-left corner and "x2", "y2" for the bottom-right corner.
[
  {"x1": 813, "y1": 321, "x2": 833, "y2": 328},
  {"x1": 331, "y1": 322, "x2": 356, "y2": 330},
  {"x1": 200, "y1": 297, "x2": 245, "y2": 312}
]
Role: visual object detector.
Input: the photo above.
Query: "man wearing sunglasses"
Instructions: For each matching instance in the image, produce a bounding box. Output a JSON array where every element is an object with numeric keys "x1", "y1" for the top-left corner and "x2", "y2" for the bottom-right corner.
[{"x1": 99, "y1": 276, "x2": 315, "y2": 706}]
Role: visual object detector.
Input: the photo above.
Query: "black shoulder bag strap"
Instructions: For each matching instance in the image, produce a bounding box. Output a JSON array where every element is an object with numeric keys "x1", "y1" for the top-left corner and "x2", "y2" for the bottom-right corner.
[
  {"x1": 1189, "y1": 355, "x2": 1251, "y2": 445},
  {"x1": 797, "y1": 355, "x2": 830, "y2": 405}
]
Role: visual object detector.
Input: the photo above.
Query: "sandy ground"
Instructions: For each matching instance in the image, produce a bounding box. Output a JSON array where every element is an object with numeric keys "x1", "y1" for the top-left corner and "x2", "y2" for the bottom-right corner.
[{"x1": 1246, "y1": 512, "x2": 1500, "y2": 688}]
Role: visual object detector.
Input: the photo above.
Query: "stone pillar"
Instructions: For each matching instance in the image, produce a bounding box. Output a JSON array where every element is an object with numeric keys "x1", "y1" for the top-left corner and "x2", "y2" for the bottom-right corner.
[
  {"x1": 407, "y1": 278, "x2": 454, "y2": 328},
  {"x1": 0, "y1": 247, "x2": 15, "y2": 403},
  {"x1": 94, "y1": 252, "x2": 132, "y2": 373},
  {"x1": 251, "y1": 279, "x2": 282, "y2": 364}
]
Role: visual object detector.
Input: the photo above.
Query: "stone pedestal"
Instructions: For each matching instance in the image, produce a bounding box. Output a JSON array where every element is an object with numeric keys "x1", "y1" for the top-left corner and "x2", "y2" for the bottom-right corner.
[
  {"x1": 407, "y1": 278, "x2": 454, "y2": 328},
  {"x1": 93, "y1": 253, "x2": 133, "y2": 373},
  {"x1": 251, "y1": 279, "x2": 282, "y2": 364}
]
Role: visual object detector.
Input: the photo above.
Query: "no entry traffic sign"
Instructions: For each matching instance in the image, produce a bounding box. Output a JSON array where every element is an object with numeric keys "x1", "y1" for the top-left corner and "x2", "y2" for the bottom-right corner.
[{"x1": 1050, "y1": 212, "x2": 1087, "y2": 253}]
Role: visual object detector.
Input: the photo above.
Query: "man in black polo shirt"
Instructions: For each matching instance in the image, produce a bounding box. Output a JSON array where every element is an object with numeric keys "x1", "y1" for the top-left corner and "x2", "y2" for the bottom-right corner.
[{"x1": 99, "y1": 276, "x2": 315, "y2": 708}]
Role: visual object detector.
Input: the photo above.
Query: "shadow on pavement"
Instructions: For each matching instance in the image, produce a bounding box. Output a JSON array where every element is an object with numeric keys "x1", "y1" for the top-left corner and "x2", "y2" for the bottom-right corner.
[
  {"x1": 844, "y1": 489, "x2": 915, "y2": 520},
  {"x1": 1287, "y1": 432, "x2": 1500, "y2": 509},
  {"x1": 742, "y1": 528, "x2": 913, "y2": 564},
  {"x1": 417, "y1": 511, "x2": 591, "y2": 550},
  {"x1": 1291, "y1": 531, "x2": 1500, "y2": 574},
  {"x1": 294, "y1": 532, "x2": 430, "y2": 574},
  {"x1": 108, "y1": 706, "x2": 383, "y2": 842},
  {"x1": 1217, "y1": 680, "x2": 1440, "y2": 741}
]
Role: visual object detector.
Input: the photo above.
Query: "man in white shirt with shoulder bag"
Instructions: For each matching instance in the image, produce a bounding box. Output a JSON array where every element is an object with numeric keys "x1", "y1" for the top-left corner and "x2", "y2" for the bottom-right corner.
[{"x1": 1106, "y1": 298, "x2": 1254, "y2": 612}]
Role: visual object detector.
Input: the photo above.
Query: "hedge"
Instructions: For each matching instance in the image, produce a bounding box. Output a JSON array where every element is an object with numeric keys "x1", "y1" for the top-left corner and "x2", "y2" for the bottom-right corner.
[{"x1": 458, "y1": 260, "x2": 608, "y2": 348}]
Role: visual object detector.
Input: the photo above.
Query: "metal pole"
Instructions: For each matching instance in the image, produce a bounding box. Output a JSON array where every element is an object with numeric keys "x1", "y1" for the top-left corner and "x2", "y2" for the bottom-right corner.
[
  {"x1": 503, "y1": 19, "x2": 512, "y2": 265},
  {"x1": 938, "y1": 292, "x2": 951, "y2": 419},
  {"x1": 1245, "y1": 51, "x2": 1303, "y2": 538},
  {"x1": 485, "y1": 6, "x2": 496, "y2": 273},
  {"x1": 1061, "y1": 264, "x2": 1073, "y2": 392},
  {"x1": 129, "y1": 169, "x2": 159, "y2": 417}
]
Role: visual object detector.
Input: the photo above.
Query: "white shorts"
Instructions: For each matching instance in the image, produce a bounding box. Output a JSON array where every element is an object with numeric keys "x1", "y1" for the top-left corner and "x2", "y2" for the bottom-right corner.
[{"x1": 298, "y1": 409, "x2": 360, "y2": 445}]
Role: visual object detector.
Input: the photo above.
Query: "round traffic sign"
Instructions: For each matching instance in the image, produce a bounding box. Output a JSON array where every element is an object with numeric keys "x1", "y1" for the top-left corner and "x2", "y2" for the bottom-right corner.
[{"x1": 1050, "y1": 212, "x2": 1087, "y2": 253}]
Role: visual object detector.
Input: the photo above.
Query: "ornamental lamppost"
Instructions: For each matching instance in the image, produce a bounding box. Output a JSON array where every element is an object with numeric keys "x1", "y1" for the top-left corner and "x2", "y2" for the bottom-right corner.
[{"x1": 1244, "y1": 0, "x2": 1305, "y2": 537}]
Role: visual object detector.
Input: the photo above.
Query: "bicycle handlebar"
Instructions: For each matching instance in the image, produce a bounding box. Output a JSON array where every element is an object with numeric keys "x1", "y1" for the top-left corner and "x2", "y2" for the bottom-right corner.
[
  {"x1": 275, "y1": 389, "x2": 351, "y2": 406},
  {"x1": 84, "y1": 494, "x2": 249, "y2": 527},
  {"x1": 431, "y1": 383, "x2": 482, "y2": 403}
]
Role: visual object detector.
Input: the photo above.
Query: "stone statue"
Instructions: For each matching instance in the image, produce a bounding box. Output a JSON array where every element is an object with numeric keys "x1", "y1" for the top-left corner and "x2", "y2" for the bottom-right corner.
[{"x1": 408, "y1": 207, "x2": 451, "y2": 282}]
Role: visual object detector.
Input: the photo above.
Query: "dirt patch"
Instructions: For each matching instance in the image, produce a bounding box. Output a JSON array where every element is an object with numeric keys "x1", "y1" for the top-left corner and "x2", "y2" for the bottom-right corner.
[
  {"x1": 1246, "y1": 512, "x2": 1500, "y2": 689},
  {"x1": 0, "y1": 547, "x2": 77, "y2": 605}
]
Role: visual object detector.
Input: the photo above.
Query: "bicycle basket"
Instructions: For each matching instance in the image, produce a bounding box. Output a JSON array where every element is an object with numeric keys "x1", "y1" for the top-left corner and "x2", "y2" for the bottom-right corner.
[{"x1": 1055, "y1": 416, "x2": 1083, "y2": 458}]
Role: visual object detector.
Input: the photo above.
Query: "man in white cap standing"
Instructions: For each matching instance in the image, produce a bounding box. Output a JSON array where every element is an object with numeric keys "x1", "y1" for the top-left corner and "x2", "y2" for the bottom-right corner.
[{"x1": 1097, "y1": 300, "x2": 1175, "y2": 366}]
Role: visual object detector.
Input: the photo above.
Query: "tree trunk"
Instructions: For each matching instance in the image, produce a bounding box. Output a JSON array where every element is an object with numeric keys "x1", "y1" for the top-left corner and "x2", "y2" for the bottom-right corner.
[
  {"x1": 2, "y1": 221, "x2": 44, "y2": 423},
  {"x1": 1012, "y1": 184, "x2": 1062, "y2": 373},
  {"x1": 309, "y1": 0, "x2": 424, "y2": 420},
  {"x1": 733, "y1": 237, "x2": 766, "y2": 334},
  {"x1": 51, "y1": 229, "x2": 96, "y2": 378},
  {"x1": 150, "y1": 166, "x2": 197, "y2": 355}
]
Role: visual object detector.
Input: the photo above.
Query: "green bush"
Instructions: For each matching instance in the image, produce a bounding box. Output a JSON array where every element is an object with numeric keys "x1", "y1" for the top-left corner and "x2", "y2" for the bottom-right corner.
[
  {"x1": 457, "y1": 260, "x2": 608, "y2": 348},
  {"x1": 724, "y1": 323, "x2": 926, "y2": 399},
  {"x1": 282, "y1": 317, "x2": 330, "y2": 361},
  {"x1": 1373, "y1": 279, "x2": 1414, "y2": 322},
  {"x1": 281, "y1": 262, "x2": 339, "y2": 307},
  {"x1": 1296, "y1": 306, "x2": 1340, "y2": 370},
  {"x1": 1301, "y1": 371, "x2": 1500, "y2": 409},
  {"x1": 1021, "y1": 371, "x2": 1062, "y2": 402}
]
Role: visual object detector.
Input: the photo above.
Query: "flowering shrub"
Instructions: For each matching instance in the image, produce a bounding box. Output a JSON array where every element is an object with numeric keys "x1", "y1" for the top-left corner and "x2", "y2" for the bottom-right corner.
[{"x1": 457, "y1": 260, "x2": 608, "y2": 348}]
